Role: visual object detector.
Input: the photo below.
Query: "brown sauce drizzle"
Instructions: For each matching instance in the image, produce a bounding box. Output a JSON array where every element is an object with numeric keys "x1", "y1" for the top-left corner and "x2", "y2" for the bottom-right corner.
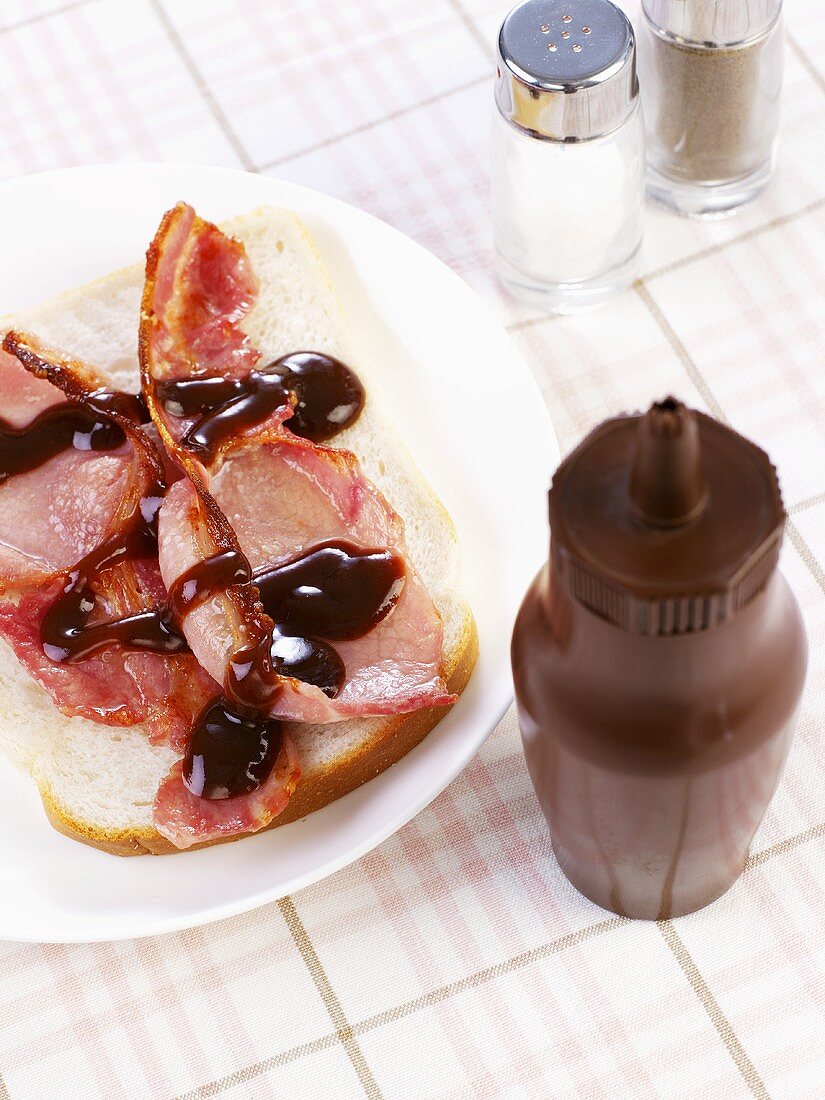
[
  {"x1": 152, "y1": 354, "x2": 369, "y2": 800},
  {"x1": 39, "y1": 461, "x2": 189, "y2": 663},
  {"x1": 0, "y1": 390, "x2": 148, "y2": 483},
  {"x1": 156, "y1": 351, "x2": 364, "y2": 455},
  {"x1": 178, "y1": 540, "x2": 405, "y2": 800},
  {"x1": 164, "y1": 549, "x2": 251, "y2": 622},
  {"x1": 268, "y1": 629, "x2": 344, "y2": 699},
  {"x1": 254, "y1": 541, "x2": 405, "y2": 641},
  {"x1": 40, "y1": 527, "x2": 187, "y2": 664},
  {"x1": 15, "y1": 351, "x2": 392, "y2": 806},
  {"x1": 4, "y1": 387, "x2": 184, "y2": 664},
  {"x1": 183, "y1": 699, "x2": 283, "y2": 800}
]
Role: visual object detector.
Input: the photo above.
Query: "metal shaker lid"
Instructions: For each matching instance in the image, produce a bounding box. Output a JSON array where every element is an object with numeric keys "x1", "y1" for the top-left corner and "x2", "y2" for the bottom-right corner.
[
  {"x1": 495, "y1": 0, "x2": 638, "y2": 142},
  {"x1": 641, "y1": 0, "x2": 782, "y2": 48},
  {"x1": 548, "y1": 399, "x2": 785, "y2": 636}
]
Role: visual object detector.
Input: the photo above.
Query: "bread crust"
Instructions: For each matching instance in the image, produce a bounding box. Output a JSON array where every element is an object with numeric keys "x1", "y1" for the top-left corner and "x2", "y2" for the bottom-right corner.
[{"x1": 39, "y1": 611, "x2": 478, "y2": 855}]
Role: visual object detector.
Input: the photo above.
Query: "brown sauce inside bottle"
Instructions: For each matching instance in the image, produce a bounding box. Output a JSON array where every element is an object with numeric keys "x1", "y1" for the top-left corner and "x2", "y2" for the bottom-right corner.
[{"x1": 156, "y1": 351, "x2": 365, "y2": 455}]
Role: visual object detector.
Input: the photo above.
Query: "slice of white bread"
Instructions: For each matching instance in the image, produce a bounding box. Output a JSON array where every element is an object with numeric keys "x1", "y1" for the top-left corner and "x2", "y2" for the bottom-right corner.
[{"x1": 0, "y1": 207, "x2": 477, "y2": 855}]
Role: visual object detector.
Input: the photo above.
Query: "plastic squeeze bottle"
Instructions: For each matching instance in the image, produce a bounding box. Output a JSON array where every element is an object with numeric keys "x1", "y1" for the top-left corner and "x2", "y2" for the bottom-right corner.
[{"x1": 512, "y1": 399, "x2": 807, "y2": 918}]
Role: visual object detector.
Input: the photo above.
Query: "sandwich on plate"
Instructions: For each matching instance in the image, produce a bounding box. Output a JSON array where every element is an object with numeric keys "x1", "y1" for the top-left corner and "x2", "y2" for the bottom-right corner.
[{"x1": 0, "y1": 203, "x2": 477, "y2": 854}]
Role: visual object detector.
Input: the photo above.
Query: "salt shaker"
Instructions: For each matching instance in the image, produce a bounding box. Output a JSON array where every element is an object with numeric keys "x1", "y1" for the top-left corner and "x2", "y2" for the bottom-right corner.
[
  {"x1": 638, "y1": 0, "x2": 784, "y2": 216},
  {"x1": 492, "y1": 0, "x2": 645, "y2": 313}
]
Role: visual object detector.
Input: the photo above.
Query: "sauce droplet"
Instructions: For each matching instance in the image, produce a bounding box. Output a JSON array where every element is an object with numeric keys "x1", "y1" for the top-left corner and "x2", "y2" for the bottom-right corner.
[
  {"x1": 183, "y1": 699, "x2": 284, "y2": 800},
  {"x1": 254, "y1": 540, "x2": 405, "y2": 641},
  {"x1": 270, "y1": 628, "x2": 345, "y2": 698},
  {"x1": 157, "y1": 351, "x2": 365, "y2": 457}
]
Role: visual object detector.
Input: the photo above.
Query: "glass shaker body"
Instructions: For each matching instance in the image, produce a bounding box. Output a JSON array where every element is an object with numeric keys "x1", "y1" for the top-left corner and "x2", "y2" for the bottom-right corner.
[
  {"x1": 513, "y1": 562, "x2": 806, "y2": 919},
  {"x1": 638, "y1": 2, "x2": 784, "y2": 216},
  {"x1": 493, "y1": 0, "x2": 645, "y2": 314},
  {"x1": 492, "y1": 103, "x2": 645, "y2": 313}
]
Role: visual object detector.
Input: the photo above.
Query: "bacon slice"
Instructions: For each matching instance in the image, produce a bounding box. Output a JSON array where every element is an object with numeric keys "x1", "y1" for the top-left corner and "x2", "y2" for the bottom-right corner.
[
  {"x1": 158, "y1": 429, "x2": 455, "y2": 723},
  {"x1": 0, "y1": 334, "x2": 218, "y2": 745},
  {"x1": 140, "y1": 203, "x2": 272, "y2": 620},
  {"x1": 153, "y1": 732, "x2": 301, "y2": 849},
  {"x1": 140, "y1": 202, "x2": 263, "y2": 452},
  {"x1": 0, "y1": 444, "x2": 134, "y2": 591},
  {"x1": 140, "y1": 204, "x2": 286, "y2": 709},
  {"x1": 0, "y1": 564, "x2": 216, "y2": 748},
  {"x1": 141, "y1": 203, "x2": 453, "y2": 725},
  {"x1": 0, "y1": 344, "x2": 138, "y2": 591},
  {"x1": 140, "y1": 205, "x2": 298, "y2": 842},
  {"x1": 143, "y1": 202, "x2": 259, "y2": 383},
  {"x1": 139, "y1": 203, "x2": 454, "y2": 844}
]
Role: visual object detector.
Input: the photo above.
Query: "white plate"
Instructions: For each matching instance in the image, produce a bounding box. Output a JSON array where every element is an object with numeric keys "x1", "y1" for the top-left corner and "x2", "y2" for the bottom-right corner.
[{"x1": 0, "y1": 164, "x2": 558, "y2": 942}]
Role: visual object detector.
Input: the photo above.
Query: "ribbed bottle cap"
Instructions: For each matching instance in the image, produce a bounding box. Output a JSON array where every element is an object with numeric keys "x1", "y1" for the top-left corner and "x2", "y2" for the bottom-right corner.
[
  {"x1": 495, "y1": 0, "x2": 638, "y2": 141},
  {"x1": 549, "y1": 399, "x2": 785, "y2": 635},
  {"x1": 641, "y1": 0, "x2": 782, "y2": 48}
]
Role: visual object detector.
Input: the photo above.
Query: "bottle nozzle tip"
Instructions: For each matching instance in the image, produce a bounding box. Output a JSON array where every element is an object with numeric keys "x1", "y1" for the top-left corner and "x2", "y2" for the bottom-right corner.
[{"x1": 629, "y1": 399, "x2": 708, "y2": 528}]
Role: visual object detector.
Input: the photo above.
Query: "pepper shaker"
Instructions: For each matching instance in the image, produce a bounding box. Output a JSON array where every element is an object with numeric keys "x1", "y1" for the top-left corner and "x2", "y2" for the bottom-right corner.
[
  {"x1": 492, "y1": 0, "x2": 645, "y2": 314},
  {"x1": 512, "y1": 400, "x2": 807, "y2": 919},
  {"x1": 638, "y1": 0, "x2": 784, "y2": 216}
]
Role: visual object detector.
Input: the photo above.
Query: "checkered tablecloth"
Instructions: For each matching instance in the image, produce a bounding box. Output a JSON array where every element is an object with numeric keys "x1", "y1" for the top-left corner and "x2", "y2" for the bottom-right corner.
[{"x1": 1, "y1": 0, "x2": 824, "y2": 1097}]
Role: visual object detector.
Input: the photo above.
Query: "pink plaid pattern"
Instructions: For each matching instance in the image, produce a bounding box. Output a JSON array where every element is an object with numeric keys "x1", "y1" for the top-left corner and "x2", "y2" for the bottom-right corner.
[{"x1": 0, "y1": 0, "x2": 824, "y2": 1096}]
